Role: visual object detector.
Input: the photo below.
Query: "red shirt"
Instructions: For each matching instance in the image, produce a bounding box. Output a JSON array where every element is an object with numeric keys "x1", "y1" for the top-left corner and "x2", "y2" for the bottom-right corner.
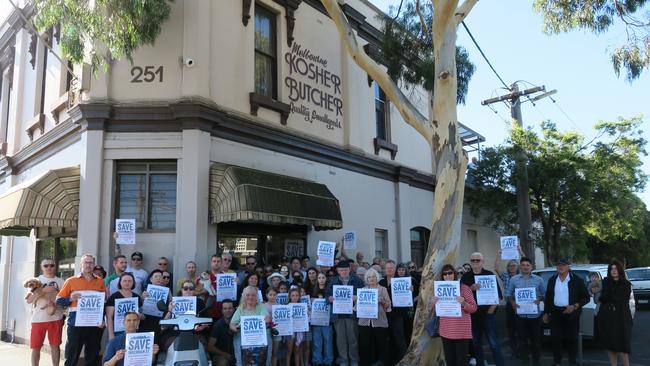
[{"x1": 439, "y1": 284, "x2": 477, "y2": 340}]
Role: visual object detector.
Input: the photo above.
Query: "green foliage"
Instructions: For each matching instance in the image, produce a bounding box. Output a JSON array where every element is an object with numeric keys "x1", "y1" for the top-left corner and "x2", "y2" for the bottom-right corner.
[
  {"x1": 467, "y1": 116, "x2": 649, "y2": 264},
  {"x1": 378, "y1": 1, "x2": 476, "y2": 104},
  {"x1": 533, "y1": 0, "x2": 650, "y2": 81},
  {"x1": 34, "y1": 0, "x2": 172, "y2": 72}
]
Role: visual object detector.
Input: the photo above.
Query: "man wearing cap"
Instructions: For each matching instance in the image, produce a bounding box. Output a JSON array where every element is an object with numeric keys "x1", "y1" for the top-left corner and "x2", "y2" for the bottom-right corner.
[
  {"x1": 542, "y1": 259, "x2": 590, "y2": 366},
  {"x1": 327, "y1": 259, "x2": 364, "y2": 366},
  {"x1": 125, "y1": 251, "x2": 148, "y2": 294}
]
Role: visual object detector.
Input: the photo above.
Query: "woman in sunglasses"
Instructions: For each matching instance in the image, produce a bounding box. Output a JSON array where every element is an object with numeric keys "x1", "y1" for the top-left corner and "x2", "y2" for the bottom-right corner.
[
  {"x1": 431, "y1": 265, "x2": 477, "y2": 366},
  {"x1": 105, "y1": 272, "x2": 143, "y2": 340}
]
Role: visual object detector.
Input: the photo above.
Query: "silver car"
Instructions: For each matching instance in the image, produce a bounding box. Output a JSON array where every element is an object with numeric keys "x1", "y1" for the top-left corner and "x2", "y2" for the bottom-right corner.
[
  {"x1": 626, "y1": 267, "x2": 650, "y2": 308},
  {"x1": 533, "y1": 264, "x2": 635, "y2": 338}
]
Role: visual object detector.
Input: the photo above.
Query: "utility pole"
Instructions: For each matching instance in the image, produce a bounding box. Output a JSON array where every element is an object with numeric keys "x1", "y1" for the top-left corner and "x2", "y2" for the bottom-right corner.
[{"x1": 481, "y1": 83, "x2": 550, "y2": 265}]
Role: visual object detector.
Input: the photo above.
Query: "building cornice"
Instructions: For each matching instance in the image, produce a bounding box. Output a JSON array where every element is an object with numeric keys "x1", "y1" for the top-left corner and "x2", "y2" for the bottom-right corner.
[{"x1": 67, "y1": 99, "x2": 437, "y2": 192}]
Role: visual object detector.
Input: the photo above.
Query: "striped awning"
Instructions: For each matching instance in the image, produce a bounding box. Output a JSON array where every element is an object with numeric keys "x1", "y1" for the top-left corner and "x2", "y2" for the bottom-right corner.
[
  {"x1": 209, "y1": 164, "x2": 342, "y2": 230},
  {"x1": 0, "y1": 166, "x2": 80, "y2": 236}
]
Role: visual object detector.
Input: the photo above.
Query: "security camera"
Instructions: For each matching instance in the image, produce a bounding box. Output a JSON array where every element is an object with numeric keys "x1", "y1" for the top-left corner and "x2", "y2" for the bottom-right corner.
[{"x1": 184, "y1": 58, "x2": 196, "y2": 68}]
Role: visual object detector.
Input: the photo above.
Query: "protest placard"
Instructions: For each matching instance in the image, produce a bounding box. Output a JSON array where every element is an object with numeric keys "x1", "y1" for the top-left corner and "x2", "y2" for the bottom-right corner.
[
  {"x1": 284, "y1": 239, "x2": 304, "y2": 258},
  {"x1": 142, "y1": 285, "x2": 169, "y2": 317},
  {"x1": 300, "y1": 295, "x2": 311, "y2": 305},
  {"x1": 240, "y1": 316, "x2": 267, "y2": 347},
  {"x1": 343, "y1": 231, "x2": 357, "y2": 250},
  {"x1": 475, "y1": 275, "x2": 499, "y2": 305},
  {"x1": 75, "y1": 291, "x2": 105, "y2": 327},
  {"x1": 310, "y1": 298, "x2": 330, "y2": 326},
  {"x1": 276, "y1": 293, "x2": 288, "y2": 305},
  {"x1": 332, "y1": 285, "x2": 353, "y2": 314},
  {"x1": 316, "y1": 241, "x2": 335, "y2": 266},
  {"x1": 515, "y1": 287, "x2": 539, "y2": 315},
  {"x1": 114, "y1": 297, "x2": 138, "y2": 332},
  {"x1": 115, "y1": 219, "x2": 136, "y2": 245},
  {"x1": 124, "y1": 332, "x2": 154, "y2": 366},
  {"x1": 272, "y1": 305, "x2": 293, "y2": 336},
  {"x1": 216, "y1": 273, "x2": 237, "y2": 301},
  {"x1": 356, "y1": 288, "x2": 378, "y2": 319},
  {"x1": 500, "y1": 236, "x2": 520, "y2": 260},
  {"x1": 434, "y1": 281, "x2": 461, "y2": 317},
  {"x1": 172, "y1": 296, "x2": 197, "y2": 316},
  {"x1": 291, "y1": 303, "x2": 310, "y2": 332},
  {"x1": 391, "y1": 277, "x2": 413, "y2": 307}
]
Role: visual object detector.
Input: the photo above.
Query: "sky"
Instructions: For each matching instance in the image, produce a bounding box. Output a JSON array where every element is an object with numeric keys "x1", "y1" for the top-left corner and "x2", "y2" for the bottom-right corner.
[
  {"x1": 0, "y1": 2, "x2": 648, "y2": 204},
  {"x1": 369, "y1": 0, "x2": 650, "y2": 206}
]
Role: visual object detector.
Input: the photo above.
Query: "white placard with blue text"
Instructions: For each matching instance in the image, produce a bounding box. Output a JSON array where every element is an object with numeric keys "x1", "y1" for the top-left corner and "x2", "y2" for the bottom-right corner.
[
  {"x1": 272, "y1": 305, "x2": 293, "y2": 336},
  {"x1": 124, "y1": 332, "x2": 154, "y2": 366},
  {"x1": 515, "y1": 287, "x2": 539, "y2": 315},
  {"x1": 500, "y1": 236, "x2": 520, "y2": 260},
  {"x1": 316, "y1": 241, "x2": 335, "y2": 266},
  {"x1": 115, "y1": 219, "x2": 136, "y2": 245},
  {"x1": 343, "y1": 231, "x2": 357, "y2": 250},
  {"x1": 434, "y1": 281, "x2": 461, "y2": 317},
  {"x1": 291, "y1": 303, "x2": 310, "y2": 332},
  {"x1": 475, "y1": 275, "x2": 499, "y2": 305},
  {"x1": 356, "y1": 288, "x2": 378, "y2": 319},
  {"x1": 310, "y1": 298, "x2": 330, "y2": 326},
  {"x1": 216, "y1": 273, "x2": 237, "y2": 301},
  {"x1": 276, "y1": 293, "x2": 288, "y2": 305},
  {"x1": 75, "y1": 291, "x2": 105, "y2": 327},
  {"x1": 114, "y1": 297, "x2": 138, "y2": 332},
  {"x1": 332, "y1": 285, "x2": 353, "y2": 314},
  {"x1": 391, "y1": 277, "x2": 413, "y2": 307},
  {"x1": 240, "y1": 316, "x2": 268, "y2": 347},
  {"x1": 143, "y1": 285, "x2": 169, "y2": 317},
  {"x1": 172, "y1": 296, "x2": 197, "y2": 316}
]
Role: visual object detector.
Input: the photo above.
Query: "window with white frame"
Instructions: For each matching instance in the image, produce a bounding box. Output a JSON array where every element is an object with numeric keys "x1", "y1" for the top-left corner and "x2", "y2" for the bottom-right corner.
[{"x1": 375, "y1": 229, "x2": 388, "y2": 259}]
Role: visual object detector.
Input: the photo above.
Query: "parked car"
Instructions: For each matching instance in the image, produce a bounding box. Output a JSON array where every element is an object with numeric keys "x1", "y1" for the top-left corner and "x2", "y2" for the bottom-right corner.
[
  {"x1": 625, "y1": 267, "x2": 650, "y2": 308},
  {"x1": 533, "y1": 264, "x2": 635, "y2": 339}
]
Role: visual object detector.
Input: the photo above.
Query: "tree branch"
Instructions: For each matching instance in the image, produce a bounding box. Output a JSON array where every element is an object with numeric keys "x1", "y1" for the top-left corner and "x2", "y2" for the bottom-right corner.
[
  {"x1": 455, "y1": 0, "x2": 479, "y2": 25},
  {"x1": 320, "y1": 0, "x2": 433, "y2": 140},
  {"x1": 433, "y1": 0, "x2": 459, "y2": 32},
  {"x1": 415, "y1": 0, "x2": 429, "y2": 40}
]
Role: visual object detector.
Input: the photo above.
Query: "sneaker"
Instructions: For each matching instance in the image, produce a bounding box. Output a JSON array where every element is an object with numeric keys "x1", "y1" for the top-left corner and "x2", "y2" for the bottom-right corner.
[{"x1": 468, "y1": 358, "x2": 477, "y2": 366}]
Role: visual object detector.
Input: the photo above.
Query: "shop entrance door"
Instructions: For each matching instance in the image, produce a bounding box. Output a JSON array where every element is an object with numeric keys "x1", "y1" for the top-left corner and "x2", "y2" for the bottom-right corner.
[{"x1": 217, "y1": 222, "x2": 307, "y2": 268}]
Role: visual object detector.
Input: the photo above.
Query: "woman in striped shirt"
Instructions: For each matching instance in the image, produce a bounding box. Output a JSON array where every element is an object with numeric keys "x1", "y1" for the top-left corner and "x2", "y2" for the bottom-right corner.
[{"x1": 432, "y1": 264, "x2": 477, "y2": 366}]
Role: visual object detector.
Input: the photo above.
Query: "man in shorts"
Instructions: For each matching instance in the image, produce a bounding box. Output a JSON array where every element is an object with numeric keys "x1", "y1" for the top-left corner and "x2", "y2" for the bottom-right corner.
[{"x1": 26, "y1": 258, "x2": 64, "y2": 366}]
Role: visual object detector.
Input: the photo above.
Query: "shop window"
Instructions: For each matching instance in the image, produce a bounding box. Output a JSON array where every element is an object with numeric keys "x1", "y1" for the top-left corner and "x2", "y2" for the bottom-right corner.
[
  {"x1": 35, "y1": 237, "x2": 77, "y2": 279},
  {"x1": 374, "y1": 229, "x2": 388, "y2": 259},
  {"x1": 254, "y1": 5, "x2": 277, "y2": 99},
  {"x1": 116, "y1": 162, "x2": 177, "y2": 231},
  {"x1": 410, "y1": 226, "x2": 430, "y2": 269}
]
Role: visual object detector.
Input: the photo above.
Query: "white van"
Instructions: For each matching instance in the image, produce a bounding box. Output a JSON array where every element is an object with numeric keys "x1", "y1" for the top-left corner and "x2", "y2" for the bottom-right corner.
[{"x1": 532, "y1": 264, "x2": 635, "y2": 338}]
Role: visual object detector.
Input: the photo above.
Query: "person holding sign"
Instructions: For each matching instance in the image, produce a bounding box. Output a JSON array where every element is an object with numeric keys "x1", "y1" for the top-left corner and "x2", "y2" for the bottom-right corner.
[
  {"x1": 505, "y1": 257, "x2": 545, "y2": 366},
  {"x1": 56, "y1": 254, "x2": 106, "y2": 366},
  {"x1": 431, "y1": 265, "x2": 477, "y2": 366},
  {"x1": 495, "y1": 243, "x2": 525, "y2": 359},
  {"x1": 358, "y1": 269, "x2": 392, "y2": 366},
  {"x1": 379, "y1": 261, "x2": 410, "y2": 363},
  {"x1": 102, "y1": 312, "x2": 160, "y2": 366},
  {"x1": 106, "y1": 273, "x2": 143, "y2": 339},
  {"x1": 311, "y1": 272, "x2": 334, "y2": 366},
  {"x1": 286, "y1": 288, "x2": 309, "y2": 366},
  {"x1": 327, "y1": 260, "x2": 364, "y2": 366},
  {"x1": 140, "y1": 270, "x2": 172, "y2": 342},
  {"x1": 230, "y1": 286, "x2": 272, "y2": 366},
  {"x1": 460, "y1": 252, "x2": 505, "y2": 366}
]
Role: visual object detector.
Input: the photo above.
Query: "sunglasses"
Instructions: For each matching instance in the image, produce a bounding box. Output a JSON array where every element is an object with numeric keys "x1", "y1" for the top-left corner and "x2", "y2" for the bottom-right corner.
[
  {"x1": 132, "y1": 258, "x2": 142, "y2": 261},
  {"x1": 163, "y1": 276, "x2": 171, "y2": 279},
  {"x1": 247, "y1": 262, "x2": 256, "y2": 266},
  {"x1": 182, "y1": 286, "x2": 195, "y2": 291},
  {"x1": 442, "y1": 271, "x2": 455, "y2": 276},
  {"x1": 42, "y1": 264, "x2": 55, "y2": 268},
  {"x1": 158, "y1": 263, "x2": 167, "y2": 266},
  {"x1": 408, "y1": 266, "x2": 416, "y2": 270},
  {"x1": 470, "y1": 259, "x2": 482, "y2": 263},
  {"x1": 223, "y1": 258, "x2": 232, "y2": 262}
]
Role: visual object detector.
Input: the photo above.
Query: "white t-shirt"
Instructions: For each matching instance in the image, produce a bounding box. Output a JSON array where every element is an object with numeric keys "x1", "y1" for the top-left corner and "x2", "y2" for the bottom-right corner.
[
  {"x1": 31, "y1": 275, "x2": 64, "y2": 323},
  {"x1": 553, "y1": 275, "x2": 570, "y2": 307},
  {"x1": 126, "y1": 267, "x2": 148, "y2": 294}
]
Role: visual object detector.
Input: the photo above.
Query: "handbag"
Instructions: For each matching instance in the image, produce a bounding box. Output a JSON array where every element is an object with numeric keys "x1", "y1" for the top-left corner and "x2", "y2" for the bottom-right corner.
[{"x1": 425, "y1": 315, "x2": 440, "y2": 338}]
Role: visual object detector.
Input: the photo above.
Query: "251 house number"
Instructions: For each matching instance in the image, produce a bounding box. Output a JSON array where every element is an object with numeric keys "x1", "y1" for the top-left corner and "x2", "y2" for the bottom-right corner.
[{"x1": 130, "y1": 66, "x2": 163, "y2": 83}]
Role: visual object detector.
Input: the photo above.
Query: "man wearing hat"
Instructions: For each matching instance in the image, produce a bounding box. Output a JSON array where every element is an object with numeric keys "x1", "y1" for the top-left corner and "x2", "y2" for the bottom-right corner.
[
  {"x1": 542, "y1": 259, "x2": 590, "y2": 366},
  {"x1": 125, "y1": 251, "x2": 148, "y2": 294}
]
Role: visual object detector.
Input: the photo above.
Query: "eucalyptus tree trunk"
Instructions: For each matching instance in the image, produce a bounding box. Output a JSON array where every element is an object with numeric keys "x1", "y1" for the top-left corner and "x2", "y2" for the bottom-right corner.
[{"x1": 320, "y1": 1, "x2": 477, "y2": 364}]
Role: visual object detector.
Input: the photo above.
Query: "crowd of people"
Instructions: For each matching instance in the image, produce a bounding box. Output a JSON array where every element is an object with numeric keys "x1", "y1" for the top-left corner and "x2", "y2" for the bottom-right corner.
[{"x1": 26, "y1": 246, "x2": 634, "y2": 366}]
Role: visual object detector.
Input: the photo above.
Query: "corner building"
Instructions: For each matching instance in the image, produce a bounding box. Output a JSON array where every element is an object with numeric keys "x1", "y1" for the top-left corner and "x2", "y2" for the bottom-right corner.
[{"x1": 0, "y1": 0, "x2": 499, "y2": 343}]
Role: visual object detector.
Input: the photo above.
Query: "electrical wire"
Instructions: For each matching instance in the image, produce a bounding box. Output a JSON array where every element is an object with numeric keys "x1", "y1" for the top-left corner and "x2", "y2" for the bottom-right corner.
[{"x1": 462, "y1": 21, "x2": 509, "y2": 89}]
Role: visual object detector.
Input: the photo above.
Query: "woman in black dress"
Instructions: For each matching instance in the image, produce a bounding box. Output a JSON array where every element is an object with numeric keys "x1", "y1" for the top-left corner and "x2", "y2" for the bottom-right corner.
[{"x1": 597, "y1": 259, "x2": 633, "y2": 366}]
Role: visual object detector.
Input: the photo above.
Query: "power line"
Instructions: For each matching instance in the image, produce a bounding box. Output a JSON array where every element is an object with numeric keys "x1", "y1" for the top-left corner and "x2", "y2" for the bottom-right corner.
[{"x1": 461, "y1": 21, "x2": 509, "y2": 89}]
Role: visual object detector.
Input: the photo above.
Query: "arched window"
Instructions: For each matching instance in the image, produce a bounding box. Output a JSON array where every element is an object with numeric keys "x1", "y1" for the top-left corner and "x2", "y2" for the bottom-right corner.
[{"x1": 410, "y1": 226, "x2": 430, "y2": 269}]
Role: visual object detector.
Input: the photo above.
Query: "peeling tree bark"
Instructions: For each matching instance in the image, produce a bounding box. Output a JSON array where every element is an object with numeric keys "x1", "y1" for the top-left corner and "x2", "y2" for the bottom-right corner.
[{"x1": 320, "y1": 0, "x2": 478, "y2": 364}]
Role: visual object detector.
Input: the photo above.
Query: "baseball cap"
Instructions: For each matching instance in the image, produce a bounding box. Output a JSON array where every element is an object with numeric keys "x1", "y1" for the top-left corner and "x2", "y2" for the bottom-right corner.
[
  {"x1": 556, "y1": 258, "x2": 571, "y2": 265},
  {"x1": 337, "y1": 259, "x2": 350, "y2": 268},
  {"x1": 131, "y1": 251, "x2": 143, "y2": 259}
]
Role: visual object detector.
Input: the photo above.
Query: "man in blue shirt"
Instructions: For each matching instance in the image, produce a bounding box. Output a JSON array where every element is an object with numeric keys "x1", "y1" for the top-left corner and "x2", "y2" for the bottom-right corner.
[
  {"x1": 103, "y1": 312, "x2": 159, "y2": 366},
  {"x1": 506, "y1": 257, "x2": 546, "y2": 366}
]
